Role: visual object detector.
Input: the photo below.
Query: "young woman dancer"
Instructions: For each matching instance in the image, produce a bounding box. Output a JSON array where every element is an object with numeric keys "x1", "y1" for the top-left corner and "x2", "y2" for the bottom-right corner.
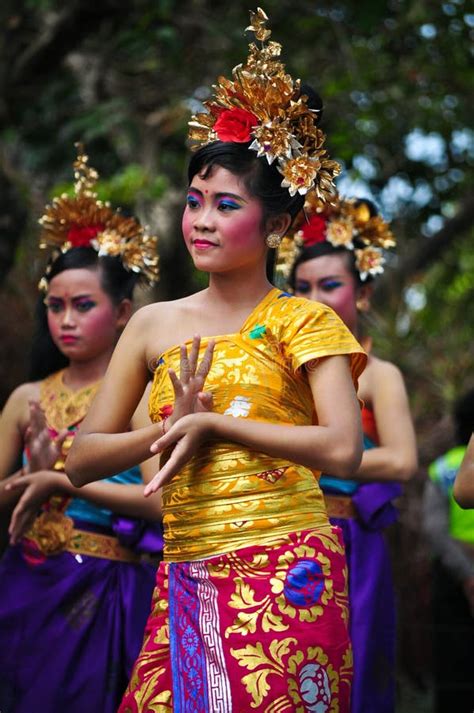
[
  {"x1": 283, "y1": 195, "x2": 418, "y2": 713},
  {"x1": 0, "y1": 148, "x2": 161, "y2": 713},
  {"x1": 68, "y1": 11, "x2": 367, "y2": 712}
]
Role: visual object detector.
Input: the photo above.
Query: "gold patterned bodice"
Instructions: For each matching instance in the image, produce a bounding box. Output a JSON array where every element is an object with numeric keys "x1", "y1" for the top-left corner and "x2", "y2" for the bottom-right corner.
[
  {"x1": 149, "y1": 288, "x2": 366, "y2": 561},
  {"x1": 39, "y1": 370, "x2": 101, "y2": 470}
]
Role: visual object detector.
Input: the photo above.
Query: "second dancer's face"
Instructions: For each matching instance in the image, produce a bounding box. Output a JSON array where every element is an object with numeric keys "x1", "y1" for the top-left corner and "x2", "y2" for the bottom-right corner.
[
  {"x1": 182, "y1": 165, "x2": 267, "y2": 273},
  {"x1": 294, "y1": 253, "x2": 359, "y2": 331},
  {"x1": 45, "y1": 268, "x2": 126, "y2": 362}
]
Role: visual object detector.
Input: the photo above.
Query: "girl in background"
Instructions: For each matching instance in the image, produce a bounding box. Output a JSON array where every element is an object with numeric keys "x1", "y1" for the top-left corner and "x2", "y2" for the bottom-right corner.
[
  {"x1": 282, "y1": 195, "x2": 417, "y2": 713},
  {"x1": 0, "y1": 148, "x2": 161, "y2": 713}
]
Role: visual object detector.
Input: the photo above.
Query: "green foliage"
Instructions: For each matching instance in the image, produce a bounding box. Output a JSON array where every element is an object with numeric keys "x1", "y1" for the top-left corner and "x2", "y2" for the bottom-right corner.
[
  {"x1": 49, "y1": 165, "x2": 168, "y2": 206},
  {"x1": 0, "y1": 0, "x2": 473, "y2": 423}
]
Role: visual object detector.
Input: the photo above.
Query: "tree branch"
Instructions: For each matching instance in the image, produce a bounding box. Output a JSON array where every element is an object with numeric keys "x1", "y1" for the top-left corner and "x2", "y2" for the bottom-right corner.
[
  {"x1": 402, "y1": 194, "x2": 474, "y2": 275},
  {"x1": 12, "y1": 1, "x2": 117, "y2": 82}
]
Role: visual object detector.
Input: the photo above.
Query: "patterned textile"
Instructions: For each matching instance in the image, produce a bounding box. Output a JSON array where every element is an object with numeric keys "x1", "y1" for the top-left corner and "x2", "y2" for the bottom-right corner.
[
  {"x1": 38, "y1": 369, "x2": 101, "y2": 471},
  {"x1": 37, "y1": 370, "x2": 143, "y2": 527},
  {"x1": 322, "y1": 409, "x2": 401, "y2": 713},
  {"x1": 0, "y1": 369, "x2": 157, "y2": 712},
  {"x1": 120, "y1": 288, "x2": 366, "y2": 711},
  {"x1": 0, "y1": 537, "x2": 155, "y2": 713},
  {"x1": 149, "y1": 288, "x2": 366, "y2": 562},
  {"x1": 120, "y1": 527, "x2": 352, "y2": 712}
]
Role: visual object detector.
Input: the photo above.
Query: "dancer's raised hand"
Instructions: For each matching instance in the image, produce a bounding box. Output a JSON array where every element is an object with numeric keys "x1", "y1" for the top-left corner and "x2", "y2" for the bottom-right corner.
[
  {"x1": 6, "y1": 470, "x2": 65, "y2": 543},
  {"x1": 25, "y1": 401, "x2": 68, "y2": 473},
  {"x1": 164, "y1": 336, "x2": 215, "y2": 427},
  {"x1": 145, "y1": 412, "x2": 215, "y2": 494}
]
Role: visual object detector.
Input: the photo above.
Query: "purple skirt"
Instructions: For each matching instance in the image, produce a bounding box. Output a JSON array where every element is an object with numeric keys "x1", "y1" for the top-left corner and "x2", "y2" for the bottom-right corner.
[
  {"x1": 329, "y1": 482, "x2": 401, "y2": 713},
  {"x1": 0, "y1": 531, "x2": 156, "y2": 713}
]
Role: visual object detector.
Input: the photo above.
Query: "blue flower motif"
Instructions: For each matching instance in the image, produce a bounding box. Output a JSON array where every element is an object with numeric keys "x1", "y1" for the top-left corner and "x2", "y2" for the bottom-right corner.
[
  {"x1": 157, "y1": 357, "x2": 165, "y2": 366},
  {"x1": 278, "y1": 291, "x2": 292, "y2": 298},
  {"x1": 181, "y1": 624, "x2": 199, "y2": 657},
  {"x1": 186, "y1": 668, "x2": 202, "y2": 699},
  {"x1": 284, "y1": 559, "x2": 324, "y2": 607},
  {"x1": 299, "y1": 662, "x2": 331, "y2": 711}
]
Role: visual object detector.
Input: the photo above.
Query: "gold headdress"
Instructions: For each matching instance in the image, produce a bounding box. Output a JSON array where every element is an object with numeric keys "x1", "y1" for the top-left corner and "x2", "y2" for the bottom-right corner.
[
  {"x1": 188, "y1": 7, "x2": 340, "y2": 201},
  {"x1": 275, "y1": 192, "x2": 396, "y2": 285},
  {"x1": 38, "y1": 144, "x2": 159, "y2": 288}
]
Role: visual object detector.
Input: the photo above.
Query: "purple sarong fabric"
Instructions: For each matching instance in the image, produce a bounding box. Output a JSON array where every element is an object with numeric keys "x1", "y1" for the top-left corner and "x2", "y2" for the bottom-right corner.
[
  {"x1": 330, "y1": 482, "x2": 400, "y2": 713},
  {"x1": 352, "y1": 481, "x2": 401, "y2": 531},
  {"x1": 0, "y1": 534, "x2": 156, "y2": 713},
  {"x1": 112, "y1": 514, "x2": 164, "y2": 554}
]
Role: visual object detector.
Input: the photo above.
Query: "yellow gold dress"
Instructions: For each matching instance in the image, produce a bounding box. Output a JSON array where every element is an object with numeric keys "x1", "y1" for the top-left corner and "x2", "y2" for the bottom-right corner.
[{"x1": 120, "y1": 287, "x2": 366, "y2": 713}]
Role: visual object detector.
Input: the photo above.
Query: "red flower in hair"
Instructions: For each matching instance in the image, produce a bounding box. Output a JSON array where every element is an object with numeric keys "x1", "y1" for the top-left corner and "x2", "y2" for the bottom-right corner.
[
  {"x1": 67, "y1": 224, "x2": 105, "y2": 247},
  {"x1": 214, "y1": 108, "x2": 258, "y2": 143},
  {"x1": 301, "y1": 214, "x2": 327, "y2": 246}
]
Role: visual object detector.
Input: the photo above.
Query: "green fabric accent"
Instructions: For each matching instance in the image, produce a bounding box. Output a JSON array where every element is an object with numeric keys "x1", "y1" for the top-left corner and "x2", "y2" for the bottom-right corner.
[
  {"x1": 429, "y1": 446, "x2": 474, "y2": 544},
  {"x1": 428, "y1": 445, "x2": 466, "y2": 483},
  {"x1": 249, "y1": 324, "x2": 266, "y2": 339},
  {"x1": 451, "y1": 495, "x2": 474, "y2": 545}
]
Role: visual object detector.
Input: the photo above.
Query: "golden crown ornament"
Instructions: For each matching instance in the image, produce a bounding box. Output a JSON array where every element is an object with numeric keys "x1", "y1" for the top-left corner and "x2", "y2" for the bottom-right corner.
[
  {"x1": 188, "y1": 8, "x2": 341, "y2": 202},
  {"x1": 38, "y1": 144, "x2": 159, "y2": 289},
  {"x1": 275, "y1": 192, "x2": 396, "y2": 285}
]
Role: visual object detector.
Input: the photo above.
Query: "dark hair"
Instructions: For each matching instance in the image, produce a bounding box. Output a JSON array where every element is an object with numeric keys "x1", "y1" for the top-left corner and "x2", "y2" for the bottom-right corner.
[
  {"x1": 453, "y1": 389, "x2": 474, "y2": 445},
  {"x1": 188, "y1": 141, "x2": 305, "y2": 224},
  {"x1": 289, "y1": 198, "x2": 379, "y2": 290},
  {"x1": 29, "y1": 247, "x2": 138, "y2": 381},
  {"x1": 289, "y1": 243, "x2": 359, "y2": 289}
]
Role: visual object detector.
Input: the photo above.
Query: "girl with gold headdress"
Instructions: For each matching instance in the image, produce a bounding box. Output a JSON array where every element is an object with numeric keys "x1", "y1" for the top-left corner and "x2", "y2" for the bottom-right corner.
[
  {"x1": 284, "y1": 194, "x2": 418, "y2": 713},
  {"x1": 68, "y1": 11, "x2": 365, "y2": 712},
  {"x1": 0, "y1": 147, "x2": 161, "y2": 713}
]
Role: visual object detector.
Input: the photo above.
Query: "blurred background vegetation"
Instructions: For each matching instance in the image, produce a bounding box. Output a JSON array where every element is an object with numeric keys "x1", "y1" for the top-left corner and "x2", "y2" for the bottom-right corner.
[{"x1": 0, "y1": 1, "x2": 473, "y2": 708}]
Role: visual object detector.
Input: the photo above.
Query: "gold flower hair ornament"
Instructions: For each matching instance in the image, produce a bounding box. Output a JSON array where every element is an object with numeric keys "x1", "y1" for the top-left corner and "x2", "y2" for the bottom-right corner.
[
  {"x1": 275, "y1": 194, "x2": 396, "y2": 285},
  {"x1": 38, "y1": 145, "x2": 159, "y2": 289},
  {"x1": 188, "y1": 7, "x2": 341, "y2": 201}
]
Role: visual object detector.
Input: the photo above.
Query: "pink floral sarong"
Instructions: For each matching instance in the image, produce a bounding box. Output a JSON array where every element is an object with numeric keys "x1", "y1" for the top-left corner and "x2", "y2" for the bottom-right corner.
[{"x1": 120, "y1": 526, "x2": 352, "y2": 712}]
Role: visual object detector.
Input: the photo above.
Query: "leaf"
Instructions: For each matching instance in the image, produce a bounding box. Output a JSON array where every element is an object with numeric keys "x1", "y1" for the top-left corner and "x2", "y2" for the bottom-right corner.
[
  {"x1": 226, "y1": 610, "x2": 260, "y2": 636},
  {"x1": 229, "y1": 577, "x2": 263, "y2": 609},
  {"x1": 242, "y1": 669, "x2": 273, "y2": 708},
  {"x1": 269, "y1": 637, "x2": 297, "y2": 667},
  {"x1": 230, "y1": 641, "x2": 275, "y2": 671},
  {"x1": 262, "y1": 608, "x2": 286, "y2": 633}
]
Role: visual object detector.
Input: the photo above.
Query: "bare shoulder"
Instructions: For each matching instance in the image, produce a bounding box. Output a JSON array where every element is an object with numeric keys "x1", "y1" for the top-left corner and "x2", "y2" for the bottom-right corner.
[
  {"x1": 120, "y1": 300, "x2": 182, "y2": 347},
  {"x1": 1, "y1": 380, "x2": 40, "y2": 428},
  {"x1": 139, "y1": 292, "x2": 209, "y2": 362},
  {"x1": 134, "y1": 294, "x2": 203, "y2": 328},
  {"x1": 359, "y1": 354, "x2": 406, "y2": 407},
  {"x1": 3, "y1": 381, "x2": 40, "y2": 409},
  {"x1": 369, "y1": 355, "x2": 404, "y2": 384}
]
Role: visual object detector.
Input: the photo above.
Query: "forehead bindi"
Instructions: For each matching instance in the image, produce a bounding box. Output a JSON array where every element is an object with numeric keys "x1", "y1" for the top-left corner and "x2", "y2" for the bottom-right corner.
[{"x1": 193, "y1": 166, "x2": 250, "y2": 198}]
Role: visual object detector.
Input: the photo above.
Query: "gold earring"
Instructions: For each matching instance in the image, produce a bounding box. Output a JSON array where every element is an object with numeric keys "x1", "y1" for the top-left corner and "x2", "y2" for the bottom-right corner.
[
  {"x1": 266, "y1": 233, "x2": 281, "y2": 248},
  {"x1": 356, "y1": 297, "x2": 370, "y2": 313}
]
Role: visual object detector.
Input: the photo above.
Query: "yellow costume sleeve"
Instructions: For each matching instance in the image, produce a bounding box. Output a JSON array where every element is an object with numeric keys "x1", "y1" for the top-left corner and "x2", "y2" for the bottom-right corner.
[{"x1": 283, "y1": 299, "x2": 367, "y2": 384}]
